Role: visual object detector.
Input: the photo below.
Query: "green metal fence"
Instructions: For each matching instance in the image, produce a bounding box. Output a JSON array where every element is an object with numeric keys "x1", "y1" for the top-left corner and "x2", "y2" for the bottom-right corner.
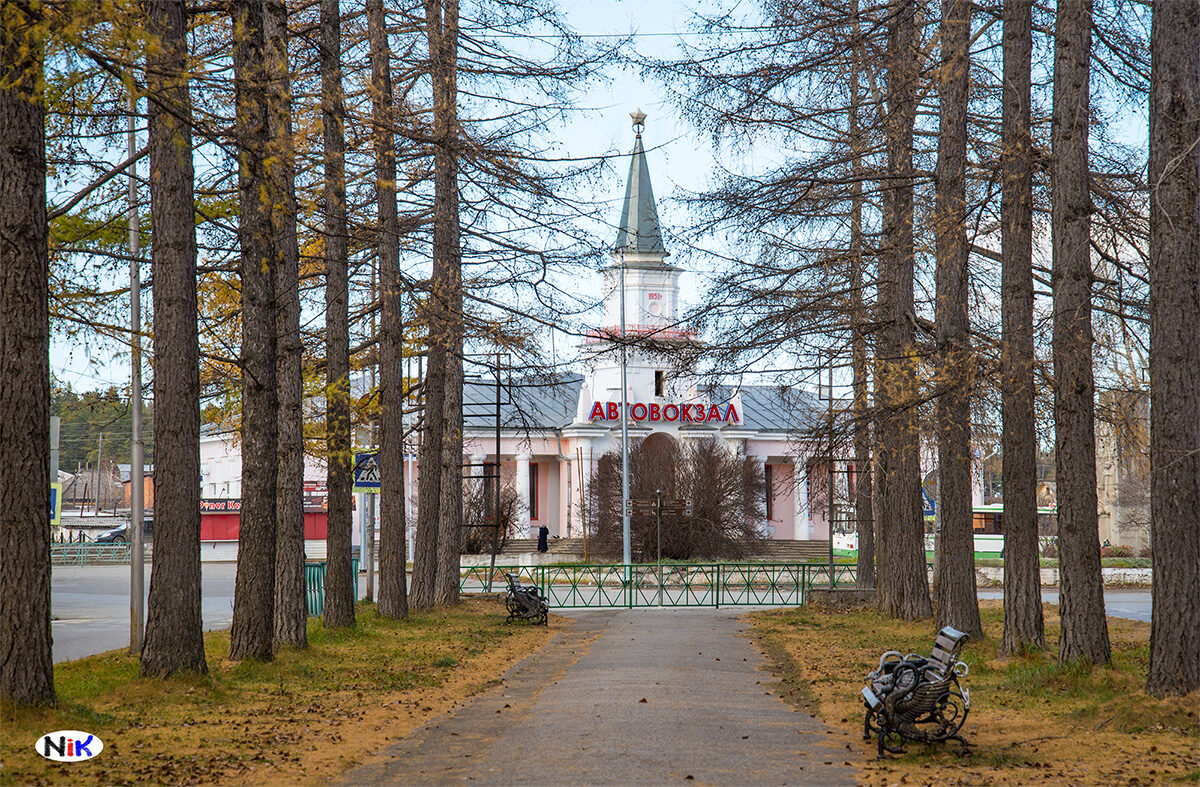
[
  {"x1": 531, "y1": 562, "x2": 929, "y2": 609},
  {"x1": 51, "y1": 543, "x2": 144, "y2": 565},
  {"x1": 458, "y1": 565, "x2": 534, "y2": 594},
  {"x1": 304, "y1": 558, "x2": 360, "y2": 616}
]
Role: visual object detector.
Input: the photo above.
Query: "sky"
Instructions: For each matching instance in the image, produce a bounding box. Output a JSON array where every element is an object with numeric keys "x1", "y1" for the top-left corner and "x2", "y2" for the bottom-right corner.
[{"x1": 51, "y1": 0, "x2": 714, "y2": 394}]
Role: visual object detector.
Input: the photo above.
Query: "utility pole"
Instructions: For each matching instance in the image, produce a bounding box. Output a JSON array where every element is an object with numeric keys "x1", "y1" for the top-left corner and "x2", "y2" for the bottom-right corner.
[
  {"x1": 95, "y1": 433, "x2": 103, "y2": 516},
  {"x1": 128, "y1": 91, "x2": 145, "y2": 653},
  {"x1": 365, "y1": 258, "x2": 377, "y2": 601}
]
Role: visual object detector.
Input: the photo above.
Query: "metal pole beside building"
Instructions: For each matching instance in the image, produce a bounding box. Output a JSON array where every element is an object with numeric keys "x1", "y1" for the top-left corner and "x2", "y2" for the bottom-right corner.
[{"x1": 620, "y1": 257, "x2": 631, "y2": 570}]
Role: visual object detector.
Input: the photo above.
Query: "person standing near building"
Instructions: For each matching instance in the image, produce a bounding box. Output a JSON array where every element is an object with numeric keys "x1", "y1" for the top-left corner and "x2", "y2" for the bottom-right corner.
[{"x1": 537, "y1": 524, "x2": 549, "y2": 553}]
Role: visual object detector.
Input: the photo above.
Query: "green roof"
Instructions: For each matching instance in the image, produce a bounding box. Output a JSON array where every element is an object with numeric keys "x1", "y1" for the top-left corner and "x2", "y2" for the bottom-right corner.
[{"x1": 612, "y1": 135, "x2": 668, "y2": 256}]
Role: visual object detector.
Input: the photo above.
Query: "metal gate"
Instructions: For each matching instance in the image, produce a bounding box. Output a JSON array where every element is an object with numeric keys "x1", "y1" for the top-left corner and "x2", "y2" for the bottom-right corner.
[{"x1": 530, "y1": 562, "x2": 859, "y2": 608}]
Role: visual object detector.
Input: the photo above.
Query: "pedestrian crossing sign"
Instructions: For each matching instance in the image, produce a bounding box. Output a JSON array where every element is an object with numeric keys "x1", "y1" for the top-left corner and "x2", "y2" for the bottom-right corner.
[{"x1": 353, "y1": 452, "x2": 381, "y2": 492}]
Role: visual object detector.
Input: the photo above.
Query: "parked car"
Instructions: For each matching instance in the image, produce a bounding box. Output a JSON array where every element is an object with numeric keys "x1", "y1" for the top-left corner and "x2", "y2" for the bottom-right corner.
[{"x1": 95, "y1": 516, "x2": 153, "y2": 544}]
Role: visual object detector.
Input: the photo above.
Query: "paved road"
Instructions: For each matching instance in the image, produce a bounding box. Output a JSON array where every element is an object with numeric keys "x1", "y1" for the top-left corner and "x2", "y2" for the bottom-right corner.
[
  {"x1": 50, "y1": 564, "x2": 1153, "y2": 664},
  {"x1": 337, "y1": 609, "x2": 853, "y2": 786},
  {"x1": 51, "y1": 563, "x2": 238, "y2": 663},
  {"x1": 978, "y1": 588, "x2": 1153, "y2": 622}
]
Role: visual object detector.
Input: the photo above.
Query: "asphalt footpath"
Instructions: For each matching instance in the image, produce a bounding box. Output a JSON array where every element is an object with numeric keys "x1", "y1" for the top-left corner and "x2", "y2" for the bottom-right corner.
[{"x1": 336, "y1": 609, "x2": 853, "y2": 786}]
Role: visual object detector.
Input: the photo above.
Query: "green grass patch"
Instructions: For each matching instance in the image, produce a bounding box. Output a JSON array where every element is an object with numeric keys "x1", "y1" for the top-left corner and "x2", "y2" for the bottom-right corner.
[
  {"x1": 1, "y1": 597, "x2": 551, "y2": 786},
  {"x1": 748, "y1": 600, "x2": 1198, "y2": 785}
]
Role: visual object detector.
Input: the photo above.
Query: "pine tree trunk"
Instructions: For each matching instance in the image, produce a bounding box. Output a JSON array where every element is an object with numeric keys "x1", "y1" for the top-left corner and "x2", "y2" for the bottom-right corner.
[
  {"x1": 1146, "y1": 0, "x2": 1200, "y2": 698},
  {"x1": 140, "y1": 0, "x2": 208, "y2": 677},
  {"x1": 0, "y1": 8, "x2": 55, "y2": 704},
  {"x1": 265, "y1": 0, "x2": 307, "y2": 649},
  {"x1": 368, "y1": 0, "x2": 409, "y2": 620},
  {"x1": 876, "y1": 0, "x2": 931, "y2": 621},
  {"x1": 321, "y1": 0, "x2": 356, "y2": 630},
  {"x1": 933, "y1": 0, "x2": 981, "y2": 639},
  {"x1": 999, "y1": 0, "x2": 1045, "y2": 656},
  {"x1": 430, "y1": 0, "x2": 462, "y2": 607},
  {"x1": 1051, "y1": 0, "x2": 1109, "y2": 665},
  {"x1": 230, "y1": 0, "x2": 278, "y2": 662},
  {"x1": 848, "y1": 0, "x2": 874, "y2": 590}
]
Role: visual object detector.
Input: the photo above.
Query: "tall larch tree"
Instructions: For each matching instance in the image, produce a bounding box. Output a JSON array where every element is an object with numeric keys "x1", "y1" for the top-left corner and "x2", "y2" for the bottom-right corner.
[
  {"x1": 410, "y1": 0, "x2": 449, "y2": 612},
  {"x1": 321, "y1": 0, "x2": 355, "y2": 629},
  {"x1": 140, "y1": 0, "x2": 208, "y2": 676},
  {"x1": 848, "y1": 0, "x2": 874, "y2": 590},
  {"x1": 230, "y1": 0, "x2": 279, "y2": 662},
  {"x1": 933, "y1": 0, "x2": 982, "y2": 638},
  {"x1": 875, "y1": 0, "x2": 931, "y2": 620},
  {"x1": 1146, "y1": 0, "x2": 1200, "y2": 697},
  {"x1": 1051, "y1": 0, "x2": 1109, "y2": 665},
  {"x1": 369, "y1": 0, "x2": 409, "y2": 620},
  {"x1": 430, "y1": 0, "x2": 462, "y2": 608},
  {"x1": 268, "y1": 0, "x2": 307, "y2": 649},
  {"x1": 999, "y1": 0, "x2": 1044, "y2": 656},
  {"x1": 0, "y1": 1, "x2": 54, "y2": 705}
]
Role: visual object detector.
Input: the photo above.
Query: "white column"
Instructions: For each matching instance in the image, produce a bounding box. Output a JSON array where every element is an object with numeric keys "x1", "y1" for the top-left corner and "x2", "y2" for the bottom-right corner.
[
  {"x1": 794, "y1": 457, "x2": 811, "y2": 540},
  {"x1": 470, "y1": 454, "x2": 487, "y2": 489},
  {"x1": 516, "y1": 453, "x2": 532, "y2": 536},
  {"x1": 558, "y1": 455, "x2": 571, "y2": 537},
  {"x1": 752, "y1": 455, "x2": 770, "y2": 538}
]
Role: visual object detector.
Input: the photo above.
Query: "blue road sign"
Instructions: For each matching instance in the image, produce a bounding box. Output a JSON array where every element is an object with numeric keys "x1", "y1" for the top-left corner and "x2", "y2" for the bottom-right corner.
[
  {"x1": 50, "y1": 482, "x2": 63, "y2": 525},
  {"x1": 353, "y1": 452, "x2": 380, "y2": 492}
]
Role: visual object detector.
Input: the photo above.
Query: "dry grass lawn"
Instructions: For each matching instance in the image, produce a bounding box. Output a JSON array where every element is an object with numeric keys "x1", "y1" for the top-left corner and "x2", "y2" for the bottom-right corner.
[
  {"x1": 1, "y1": 597, "x2": 552, "y2": 786},
  {"x1": 749, "y1": 600, "x2": 1199, "y2": 785}
]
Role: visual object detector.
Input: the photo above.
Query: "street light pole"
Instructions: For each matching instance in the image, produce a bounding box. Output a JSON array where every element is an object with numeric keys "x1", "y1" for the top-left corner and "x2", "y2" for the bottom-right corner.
[
  {"x1": 128, "y1": 92, "x2": 145, "y2": 654},
  {"x1": 828, "y1": 358, "x2": 836, "y2": 589},
  {"x1": 656, "y1": 488, "x2": 663, "y2": 606}
]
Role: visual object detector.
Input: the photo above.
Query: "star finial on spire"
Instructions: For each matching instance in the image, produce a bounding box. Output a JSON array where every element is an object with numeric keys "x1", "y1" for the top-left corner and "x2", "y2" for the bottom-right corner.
[{"x1": 630, "y1": 108, "x2": 646, "y2": 136}]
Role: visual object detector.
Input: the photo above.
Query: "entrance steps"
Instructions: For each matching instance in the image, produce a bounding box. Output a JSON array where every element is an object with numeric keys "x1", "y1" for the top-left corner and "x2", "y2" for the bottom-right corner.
[
  {"x1": 746, "y1": 540, "x2": 833, "y2": 563},
  {"x1": 499, "y1": 538, "x2": 586, "y2": 558}
]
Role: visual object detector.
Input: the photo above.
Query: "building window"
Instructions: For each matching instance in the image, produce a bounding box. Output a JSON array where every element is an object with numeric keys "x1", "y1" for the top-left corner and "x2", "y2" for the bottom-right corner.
[
  {"x1": 655, "y1": 370, "x2": 665, "y2": 397},
  {"x1": 765, "y1": 464, "x2": 774, "y2": 520},
  {"x1": 529, "y1": 463, "x2": 538, "y2": 520}
]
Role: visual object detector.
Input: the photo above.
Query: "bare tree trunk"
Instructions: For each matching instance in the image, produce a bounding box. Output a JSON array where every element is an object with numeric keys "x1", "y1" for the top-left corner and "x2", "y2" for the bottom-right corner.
[
  {"x1": 140, "y1": 0, "x2": 208, "y2": 676},
  {"x1": 431, "y1": 0, "x2": 462, "y2": 607},
  {"x1": 848, "y1": 0, "x2": 874, "y2": 590},
  {"x1": 0, "y1": 7, "x2": 54, "y2": 704},
  {"x1": 230, "y1": 0, "x2": 278, "y2": 662},
  {"x1": 321, "y1": 0, "x2": 356, "y2": 630},
  {"x1": 1146, "y1": 0, "x2": 1200, "y2": 697},
  {"x1": 999, "y1": 0, "x2": 1045, "y2": 656},
  {"x1": 265, "y1": 0, "x2": 306, "y2": 649},
  {"x1": 933, "y1": 0, "x2": 981, "y2": 639},
  {"x1": 368, "y1": 0, "x2": 409, "y2": 620},
  {"x1": 1051, "y1": 0, "x2": 1109, "y2": 665},
  {"x1": 411, "y1": 354, "x2": 444, "y2": 610},
  {"x1": 876, "y1": 0, "x2": 931, "y2": 621}
]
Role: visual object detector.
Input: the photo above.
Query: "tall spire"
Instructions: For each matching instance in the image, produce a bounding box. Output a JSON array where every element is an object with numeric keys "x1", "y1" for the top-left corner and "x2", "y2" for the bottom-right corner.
[{"x1": 613, "y1": 108, "x2": 668, "y2": 256}]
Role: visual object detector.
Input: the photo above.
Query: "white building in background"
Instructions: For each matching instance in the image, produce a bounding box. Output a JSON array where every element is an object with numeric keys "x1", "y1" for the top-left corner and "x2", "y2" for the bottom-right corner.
[
  {"x1": 459, "y1": 114, "x2": 838, "y2": 543},
  {"x1": 195, "y1": 115, "x2": 845, "y2": 549}
]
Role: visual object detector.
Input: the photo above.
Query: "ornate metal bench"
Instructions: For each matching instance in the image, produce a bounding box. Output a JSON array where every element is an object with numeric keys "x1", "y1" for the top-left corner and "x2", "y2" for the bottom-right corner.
[
  {"x1": 504, "y1": 572, "x2": 549, "y2": 625},
  {"x1": 861, "y1": 626, "x2": 971, "y2": 758}
]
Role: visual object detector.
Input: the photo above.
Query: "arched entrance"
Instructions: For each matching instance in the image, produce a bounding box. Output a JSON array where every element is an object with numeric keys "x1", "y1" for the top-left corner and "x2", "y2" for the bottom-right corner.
[{"x1": 634, "y1": 431, "x2": 680, "y2": 499}]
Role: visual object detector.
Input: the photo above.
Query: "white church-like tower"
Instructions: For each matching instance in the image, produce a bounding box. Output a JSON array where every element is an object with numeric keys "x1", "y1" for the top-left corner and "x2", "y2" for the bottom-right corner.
[{"x1": 581, "y1": 110, "x2": 699, "y2": 411}]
